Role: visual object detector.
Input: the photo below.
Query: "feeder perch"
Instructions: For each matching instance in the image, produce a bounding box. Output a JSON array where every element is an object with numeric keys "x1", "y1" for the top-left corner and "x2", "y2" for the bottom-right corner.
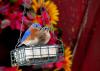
[{"x1": 10, "y1": 45, "x2": 64, "y2": 66}]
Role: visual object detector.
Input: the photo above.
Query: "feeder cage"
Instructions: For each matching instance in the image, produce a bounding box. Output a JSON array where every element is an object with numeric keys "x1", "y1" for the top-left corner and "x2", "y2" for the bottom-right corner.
[{"x1": 10, "y1": 44, "x2": 64, "y2": 66}]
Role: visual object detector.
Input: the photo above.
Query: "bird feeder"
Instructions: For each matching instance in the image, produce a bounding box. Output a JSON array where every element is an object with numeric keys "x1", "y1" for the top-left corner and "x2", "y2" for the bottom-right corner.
[{"x1": 10, "y1": 44, "x2": 64, "y2": 66}]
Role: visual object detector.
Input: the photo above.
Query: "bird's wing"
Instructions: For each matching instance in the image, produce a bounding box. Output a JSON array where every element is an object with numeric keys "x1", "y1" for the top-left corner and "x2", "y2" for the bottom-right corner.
[
  {"x1": 19, "y1": 23, "x2": 42, "y2": 46},
  {"x1": 21, "y1": 29, "x2": 31, "y2": 43},
  {"x1": 21, "y1": 23, "x2": 41, "y2": 42}
]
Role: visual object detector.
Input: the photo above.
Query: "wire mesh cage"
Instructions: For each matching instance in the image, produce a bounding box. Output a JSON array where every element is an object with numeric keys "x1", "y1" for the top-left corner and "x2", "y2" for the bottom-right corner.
[{"x1": 10, "y1": 44, "x2": 64, "y2": 66}]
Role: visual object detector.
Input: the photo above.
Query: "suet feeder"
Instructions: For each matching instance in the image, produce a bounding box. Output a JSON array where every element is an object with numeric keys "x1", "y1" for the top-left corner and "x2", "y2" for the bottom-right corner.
[{"x1": 10, "y1": 44, "x2": 64, "y2": 66}]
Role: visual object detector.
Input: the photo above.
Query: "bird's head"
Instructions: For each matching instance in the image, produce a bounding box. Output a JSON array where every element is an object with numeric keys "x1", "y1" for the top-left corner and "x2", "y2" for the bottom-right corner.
[
  {"x1": 30, "y1": 23, "x2": 42, "y2": 30},
  {"x1": 40, "y1": 26, "x2": 50, "y2": 32}
]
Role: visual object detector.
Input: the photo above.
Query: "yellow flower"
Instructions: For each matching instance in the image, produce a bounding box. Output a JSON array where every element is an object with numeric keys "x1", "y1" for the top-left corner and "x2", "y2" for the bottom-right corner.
[
  {"x1": 16, "y1": 66, "x2": 22, "y2": 71},
  {"x1": 32, "y1": 0, "x2": 59, "y2": 25},
  {"x1": 53, "y1": 45, "x2": 72, "y2": 71},
  {"x1": 64, "y1": 46, "x2": 72, "y2": 71}
]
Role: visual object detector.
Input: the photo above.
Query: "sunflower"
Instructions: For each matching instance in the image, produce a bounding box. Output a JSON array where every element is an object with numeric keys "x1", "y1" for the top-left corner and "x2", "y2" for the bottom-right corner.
[
  {"x1": 53, "y1": 45, "x2": 72, "y2": 71},
  {"x1": 16, "y1": 66, "x2": 22, "y2": 71},
  {"x1": 64, "y1": 46, "x2": 72, "y2": 71},
  {"x1": 32, "y1": 0, "x2": 59, "y2": 25}
]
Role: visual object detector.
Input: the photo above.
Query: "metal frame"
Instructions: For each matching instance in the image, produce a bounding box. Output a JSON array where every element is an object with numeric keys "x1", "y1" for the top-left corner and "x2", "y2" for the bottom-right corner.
[{"x1": 10, "y1": 45, "x2": 64, "y2": 66}]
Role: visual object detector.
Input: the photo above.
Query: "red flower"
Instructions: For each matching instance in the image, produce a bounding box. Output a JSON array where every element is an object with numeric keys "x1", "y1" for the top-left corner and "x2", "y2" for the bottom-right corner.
[
  {"x1": 48, "y1": 32, "x2": 57, "y2": 45},
  {"x1": 32, "y1": 16, "x2": 43, "y2": 25},
  {"x1": 55, "y1": 61, "x2": 63, "y2": 70},
  {"x1": 41, "y1": 10, "x2": 50, "y2": 25},
  {"x1": 3, "y1": 67, "x2": 21, "y2": 71}
]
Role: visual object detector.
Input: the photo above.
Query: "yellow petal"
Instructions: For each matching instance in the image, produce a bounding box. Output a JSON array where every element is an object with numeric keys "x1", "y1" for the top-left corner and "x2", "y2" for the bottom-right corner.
[
  {"x1": 32, "y1": 5, "x2": 37, "y2": 12},
  {"x1": 32, "y1": 0, "x2": 38, "y2": 7}
]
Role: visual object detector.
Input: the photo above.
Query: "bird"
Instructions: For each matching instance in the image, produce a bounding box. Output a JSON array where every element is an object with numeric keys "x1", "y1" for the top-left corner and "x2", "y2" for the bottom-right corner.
[{"x1": 18, "y1": 23, "x2": 51, "y2": 46}]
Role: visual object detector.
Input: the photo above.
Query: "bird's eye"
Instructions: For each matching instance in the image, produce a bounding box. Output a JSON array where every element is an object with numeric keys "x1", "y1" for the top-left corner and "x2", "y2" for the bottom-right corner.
[
  {"x1": 41, "y1": 27, "x2": 50, "y2": 31},
  {"x1": 32, "y1": 23, "x2": 41, "y2": 29}
]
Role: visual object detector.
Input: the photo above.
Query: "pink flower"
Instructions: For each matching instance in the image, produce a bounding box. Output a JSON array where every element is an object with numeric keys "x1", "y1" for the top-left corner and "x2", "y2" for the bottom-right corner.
[
  {"x1": 42, "y1": 10, "x2": 50, "y2": 25},
  {"x1": 55, "y1": 61, "x2": 63, "y2": 69},
  {"x1": 6, "y1": 12, "x2": 27, "y2": 31},
  {"x1": 0, "y1": 4, "x2": 10, "y2": 14}
]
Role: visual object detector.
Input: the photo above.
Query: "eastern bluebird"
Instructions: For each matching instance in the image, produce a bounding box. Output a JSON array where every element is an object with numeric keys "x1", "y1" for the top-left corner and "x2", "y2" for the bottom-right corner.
[{"x1": 19, "y1": 23, "x2": 51, "y2": 46}]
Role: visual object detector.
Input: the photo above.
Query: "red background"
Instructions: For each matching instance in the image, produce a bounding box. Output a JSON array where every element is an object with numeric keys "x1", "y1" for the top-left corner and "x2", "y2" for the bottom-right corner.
[{"x1": 54, "y1": 0, "x2": 100, "y2": 71}]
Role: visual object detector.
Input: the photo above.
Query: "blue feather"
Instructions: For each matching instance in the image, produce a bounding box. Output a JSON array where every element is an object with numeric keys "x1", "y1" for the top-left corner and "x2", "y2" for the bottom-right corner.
[
  {"x1": 20, "y1": 23, "x2": 41, "y2": 43},
  {"x1": 21, "y1": 29, "x2": 31, "y2": 42}
]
